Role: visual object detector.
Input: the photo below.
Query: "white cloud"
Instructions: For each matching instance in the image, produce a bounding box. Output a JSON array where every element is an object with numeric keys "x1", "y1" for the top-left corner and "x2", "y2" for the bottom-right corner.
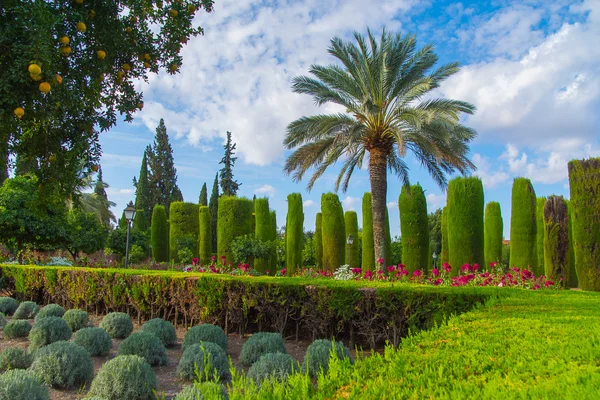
[
  {"x1": 387, "y1": 201, "x2": 397, "y2": 209},
  {"x1": 105, "y1": 188, "x2": 135, "y2": 196},
  {"x1": 342, "y1": 196, "x2": 360, "y2": 211},
  {"x1": 101, "y1": 153, "x2": 141, "y2": 168},
  {"x1": 472, "y1": 153, "x2": 510, "y2": 188},
  {"x1": 426, "y1": 193, "x2": 446, "y2": 211},
  {"x1": 303, "y1": 199, "x2": 316, "y2": 207},
  {"x1": 134, "y1": 0, "x2": 415, "y2": 166},
  {"x1": 254, "y1": 184, "x2": 276, "y2": 196}
]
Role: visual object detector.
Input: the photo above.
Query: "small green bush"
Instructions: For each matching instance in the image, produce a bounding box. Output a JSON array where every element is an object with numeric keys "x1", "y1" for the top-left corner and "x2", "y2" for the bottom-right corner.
[
  {"x1": 247, "y1": 352, "x2": 300, "y2": 384},
  {"x1": 240, "y1": 332, "x2": 287, "y2": 367},
  {"x1": 140, "y1": 318, "x2": 176, "y2": 347},
  {"x1": 30, "y1": 341, "x2": 93, "y2": 389},
  {"x1": 176, "y1": 342, "x2": 229, "y2": 381},
  {"x1": 72, "y1": 327, "x2": 113, "y2": 356},
  {"x1": 0, "y1": 297, "x2": 18, "y2": 316},
  {"x1": 28, "y1": 317, "x2": 72, "y2": 349},
  {"x1": 13, "y1": 301, "x2": 39, "y2": 320},
  {"x1": 0, "y1": 348, "x2": 33, "y2": 371},
  {"x1": 99, "y1": 312, "x2": 133, "y2": 339},
  {"x1": 62, "y1": 309, "x2": 88, "y2": 332},
  {"x1": 3, "y1": 320, "x2": 32, "y2": 338},
  {"x1": 35, "y1": 304, "x2": 65, "y2": 321},
  {"x1": 0, "y1": 369, "x2": 49, "y2": 400},
  {"x1": 303, "y1": 339, "x2": 353, "y2": 377},
  {"x1": 175, "y1": 382, "x2": 229, "y2": 400},
  {"x1": 88, "y1": 355, "x2": 157, "y2": 400},
  {"x1": 0, "y1": 313, "x2": 6, "y2": 330},
  {"x1": 118, "y1": 332, "x2": 168, "y2": 367},
  {"x1": 183, "y1": 324, "x2": 227, "y2": 352}
]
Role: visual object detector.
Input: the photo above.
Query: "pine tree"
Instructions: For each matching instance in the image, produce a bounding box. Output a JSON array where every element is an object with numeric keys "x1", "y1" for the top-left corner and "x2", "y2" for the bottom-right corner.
[
  {"x1": 94, "y1": 167, "x2": 116, "y2": 229},
  {"x1": 148, "y1": 119, "x2": 181, "y2": 214},
  {"x1": 219, "y1": 131, "x2": 240, "y2": 196},
  {"x1": 134, "y1": 152, "x2": 152, "y2": 230},
  {"x1": 199, "y1": 183, "x2": 208, "y2": 206},
  {"x1": 209, "y1": 173, "x2": 219, "y2": 253}
]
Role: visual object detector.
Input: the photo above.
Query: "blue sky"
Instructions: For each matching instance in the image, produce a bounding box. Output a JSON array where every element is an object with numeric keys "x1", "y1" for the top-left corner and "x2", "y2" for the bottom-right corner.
[{"x1": 99, "y1": 0, "x2": 600, "y2": 239}]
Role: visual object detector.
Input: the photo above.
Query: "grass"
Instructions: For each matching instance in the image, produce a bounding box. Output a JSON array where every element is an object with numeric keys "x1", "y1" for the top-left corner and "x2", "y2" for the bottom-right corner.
[{"x1": 225, "y1": 289, "x2": 600, "y2": 399}]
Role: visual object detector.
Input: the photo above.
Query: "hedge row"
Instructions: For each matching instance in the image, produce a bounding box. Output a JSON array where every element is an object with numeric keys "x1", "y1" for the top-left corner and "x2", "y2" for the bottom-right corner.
[
  {"x1": 254, "y1": 198, "x2": 272, "y2": 274},
  {"x1": 169, "y1": 202, "x2": 199, "y2": 262},
  {"x1": 484, "y1": 201, "x2": 503, "y2": 267},
  {"x1": 321, "y1": 193, "x2": 345, "y2": 271},
  {"x1": 0, "y1": 265, "x2": 492, "y2": 347},
  {"x1": 361, "y1": 193, "x2": 375, "y2": 271},
  {"x1": 535, "y1": 197, "x2": 547, "y2": 277},
  {"x1": 399, "y1": 184, "x2": 429, "y2": 273},
  {"x1": 286, "y1": 194, "x2": 304, "y2": 275},
  {"x1": 217, "y1": 196, "x2": 253, "y2": 263}
]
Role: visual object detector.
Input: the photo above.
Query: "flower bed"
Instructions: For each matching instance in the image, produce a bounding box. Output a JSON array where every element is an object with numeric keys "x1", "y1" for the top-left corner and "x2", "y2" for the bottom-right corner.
[{"x1": 0, "y1": 264, "x2": 495, "y2": 347}]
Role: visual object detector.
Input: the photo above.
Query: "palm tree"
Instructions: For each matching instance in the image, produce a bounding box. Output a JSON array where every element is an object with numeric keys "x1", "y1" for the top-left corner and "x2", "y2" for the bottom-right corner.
[{"x1": 284, "y1": 29, "x2": 477, "y2": 266}]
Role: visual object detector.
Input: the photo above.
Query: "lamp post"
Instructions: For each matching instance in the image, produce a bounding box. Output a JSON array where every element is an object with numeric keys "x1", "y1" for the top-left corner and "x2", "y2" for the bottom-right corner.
[
  {"x1": 278, "y1": 247, "x2": 283, "y2": 269},
  {"x1": 432, "y1": 252, "x2": 438, "y2": 268},
  {"x1": 123, "y1": 201, "x2": 137, "y2": 268},
  {"x1": 346, "y1": 234, "x2": 354, "y2": 266}
]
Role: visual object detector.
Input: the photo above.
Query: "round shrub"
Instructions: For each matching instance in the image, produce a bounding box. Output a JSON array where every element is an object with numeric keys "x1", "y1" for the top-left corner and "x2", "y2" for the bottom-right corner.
[
  {"x1": 176, "y1": 342, "x2": 229, "y2": 381},
  {"x1": 35, "y1": 304, "x2": 65, "y2": 321},
  {"x1": 0, "y1": 348, "x2": 33, "y2": 371},
  {"x1": 182, "y1": 324, "x2": 227, "y2": 352},
  {"x1": 3, "y1": 320, "x2": 31, "y2": 338},
  {"x1": 118, "y1": 332, "x2": 168, "y2": 367},
  {"x1": 0, "y1": 369, "x2": 49, "y2": 400},
  {"x1": 99, "y1": 312, "x2": 133, "y2": 339},
  {"x1": 13, "y1": 301, "x2": 39, "y2": 320},
  {"x1": 0, "y1": 297, "x2": 18, "y2": 316},
  {"x1": 247, "y1": 353, "x2": 300, "y2": 384},
  {"x1": 88, "y1": 355, "x2": 157, "y2": 400},
  {"x1": 303, "y1": 339, "x2": 353, "y2": 377},
  {"x1": 140, "y1": 318, "x2": 176, "y2": 347},
  {"x1": 28, "y1": 316, "x2": 72, "y2": 349},
  {"x1": 0, "y1": 313, "x2": 6, "y2": 330},
  {"x1": 73, "y1": 327, "x2": 113, "y2": 356},
  {"x1": 175, "y1": 382, "x2": 228, "y2": 400},
  {"x1": 62, "y1": 309, "x2": 89, "y2": 332},
  {"x1": 30, "y1": 341, "x2": 93, "y2": 389},
  {"x1": 240, "y1": 332, "x2": 287, "y2": 367}
]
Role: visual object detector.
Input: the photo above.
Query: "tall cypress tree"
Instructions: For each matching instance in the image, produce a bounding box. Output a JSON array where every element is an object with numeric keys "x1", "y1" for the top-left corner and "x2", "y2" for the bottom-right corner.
[
  {"x1": 199, "y1": 182, "x2": 208, "y2": 206},
  {"x1": 209, "y1": 173, "x2": 219, "y2": 253},
  {"x1": 219, "y1": 131, "x2": 240, "y2": 196},
  {"x1": 134, "y1": 151, "x2": 152, "y2": 230},
  {"x1": 94, "y1": 167, "x2": 116, "y2": 229},
  {"x1": 148, "y1": 119, "x2": 181, "y2": 215}
]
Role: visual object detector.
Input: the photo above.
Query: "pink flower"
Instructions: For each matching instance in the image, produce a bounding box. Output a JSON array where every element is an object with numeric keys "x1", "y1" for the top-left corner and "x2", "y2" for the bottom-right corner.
[
  {"x1": 266, "y1": 270, "x2": 270, "y2": 275},
  {"x1": 377, "y1": 258, "x2": 384, "y2": 265},
  {"x1": 197, "y1": 267, "x2": 205, "y2": 272},
  {"x1": 489, "y1": 262, "x2": 497, "y2": 269},
  {"x1": 240, "y1": 263, "x2": 250, "y2": 272},
  {"x1": 192, "y1": 258, "x2": 199, "y2": 266},
  {"x1": 442, "y1": 263, "x2": 452, "y2": 273},
  {"x1": 544, "y1": 280, "x2": 554, "y2": 288},
  {"x1": 209, "y1": 265, "x2": 219, "y2": 273},
  {"x1": 472, "y1": 264, "x2": 480, "y2": 272},
  {"x1": 387, "y1": 265, "x2": 396, "y2": 273},
  {"x1": 351, "y1": 268, "x2": 362, "y2": 275},
  {"x1": 280, "y1": 268, "x2": 287, "y2": 276},
  {"x1": 413, "y1": 269, "x2": 423, "y2": 277},
  {"x1": 211, "y1": 255, "x2": 216, "y2": 262},
  {"x1": 533, "y1": 284, "x2": 540, "y2": 290},
  {"x1": 398, "y1": 267, "x2": 409, "y2": 277},
  {"x1": 431, "y1": 268, "x2": 440, "y2": 277},
  {"x1": 364, "y1": 270, "x2": 373, "y2": 280},
  {"x1": 398, "y1": 263, "x2": 406, "y2": 269},
  {"x1": 461, "y1": 263, "x2": 471, "y2": 273},
  {"x1": 433, "y1": 278, "x2": 443, "y2": 286}
]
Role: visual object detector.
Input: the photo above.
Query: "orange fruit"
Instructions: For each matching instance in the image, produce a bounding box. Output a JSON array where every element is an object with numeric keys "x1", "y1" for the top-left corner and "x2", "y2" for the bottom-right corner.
[
  {"x1": 76, "y1": 22, "x2": 86, "y2": 32},
  {"x1": 169, "y1": 64, "x2": 178, "y2": 72},
  {"x1": 60, "y1": 46, "x2": 72, "y2": 55},
  {"x1": 125, "y1": 27, "x2": 133, "y2": 33},
  {"x1": 55, "y1": 74, "x2": 63, "y2": 84},
  {"x1": 97, "y1": 50, "x2": 106, "y2": 59},
  {"x1": 91, "y1": 164, "x2": 99, "y2": 172},
  {"x1": 28, "y1": 64, "x2": 41, "y2": 75},
  {"x1": 117, "y1": 71, "x2": 125, "y2": 79},
  {"x1": 31, "y1": 74, "x2": 42, "y2": 81},
  {"x1": 59, "y1": 36, "x2": 70, "y2": 45},
  {"x1": 179, "y1": 36, "x2": 187, "y2": 44},
  {"x1": 143, "y1": 61, "x2": 151, "y2": 68},
  {"x1": 144, "y1": 53, "x2": 151, "y2": 61},
  {"x1": 187, "y1": 4, "x2": 197, "y2": 12},
  {"x1": 137, "y1": 102, "x2": 144, "y2": 110},
  {"x1": 39, "y1": 82, "x2": 51, "y2": 93},
  {"x1": 14, "y1": 107, "x2": 24, "y2": 119},
  {"x1": 123, "y1": 63, "x2": 131, "y2": 71},
  {"x1": 169, "y1": 9, "x2": 178, "y2": 17}
]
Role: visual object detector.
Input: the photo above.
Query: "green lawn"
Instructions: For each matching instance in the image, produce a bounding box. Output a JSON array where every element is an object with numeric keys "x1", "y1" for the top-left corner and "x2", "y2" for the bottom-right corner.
[{"x1": 228, "y1": 289, "x2": 600, "y2": 399}]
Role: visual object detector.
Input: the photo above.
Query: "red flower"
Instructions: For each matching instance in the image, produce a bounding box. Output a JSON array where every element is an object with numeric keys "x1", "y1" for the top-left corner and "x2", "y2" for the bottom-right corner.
[
  {"x1": 192, "y1": 258, "x2": 199, "y2": 266},
  {"x1": 433, "y1": 278, "x2": 443, "y2": 286},
  {"x1": 351, "y1": 268, "x2": 362, "y2": 275},
  {"x1": 413, "y1": 269, "x2": 423, "y2": 277},
  {"x1": 387, "y1": 265, "x2": 396, "y2": 273},
  {"x1": 472, "y1": 264, "x2": 480, "y2": 272},
  {"x1": 266, "y1": 270, "x2": 270, "y2": 275},
  {"x1": 461, "y1": 263, "x2": 471, "y2": 273},
  {"x1": 364, "y1": 270, "x2": 373, "y2": 280},
  {"x1": 431, "y1": 268, "x2": 440, "y2": 277},
  {"x1": 280, "y1": 268, "x2": 287, "y2": 276},
  {"x1": 544, "y1": 280, "x2": 554, "y2": 287},
  {"x1": 377, "y1": 258, "x2": 384, "y2": 265},
  {"x1": 211, "y1": 255, "x2": 216, "y2": 262},
  {"x1": 442, "y1": 263, "x2": 452, "y2": 273}
]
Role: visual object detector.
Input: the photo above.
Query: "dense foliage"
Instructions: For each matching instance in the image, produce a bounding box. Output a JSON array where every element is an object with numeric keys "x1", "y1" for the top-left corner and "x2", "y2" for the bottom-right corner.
[
  {"x1": 0, "y1": 348, "x2": 33, "y2": 372},
  {"x1": 219, "y1": 131, "x2": 240, "y2": 196},
  {"x1": 240, "y1": 332, "x2": 287, "y2": 367},
  {"x1": 140, "y1": 318, "x2": 176, "y2": 347},
  {"x1": 176, "y1": 341, "x2": 229, "y2": 381},
  {"x1": 484, "y1": 202, "x2": 503, "y2": 267},
  {"x1": 183, "y1": 324, "x2": 228, "y2": 352},
  {"x1": 62, "y1": 308, "x2": 88, "y2": 332},
  {"x1": 3, "y1": 320, "x2": 31, "y2": 338},
  {"x1": 99, "y1": 312, "x2": 133, "y2": 339},
  {"x1": 35, "y1": 303, "x2": 65, "y2": 321},
  {"x1": 73, "y1": 327, "x2": 112, "y2": 356},
  {"x1": 13, "y1": 300, "x2": 39, "y2": 319},
  {"x1": 303, "y1": 339, "x2": 352, "y2": 378},
  {"x1": 247, "y1": 353, "x2": 300, "y2": 384},
  {"x1": 543, "y1": 196, "x2": 571, "y2": 287},
  {"x1": 344, "y1": 211, "x2": 359, "y2": 269},
  {"x1": 399, "y1": 184, "x2": 429, "y2": 273},
  {"x1": 169, "y1": 202, "x2": 199, "y2": 263},
  {"x1": 217, "y1": 197, "x2": 253, "y2": 264},
  {"x1": 535, "y1": 197, "x2": 546, "y2": 277},
  {"x1": 254, "y1": 198, "x2": 273, "y2": 274},
  {"x1": 285, "y1": 194, "x2": 304, "y2": 275},
  {"x1": 151, "y1": 204, "x2": 169, "y2": 262},
  {"x1": 198, "y1": 206, "x2": 213, "y2": 266},
  {"x1": 118, "y1": 331, "x2": 169, "y2": 366},
  {"x1": 88, "y1": 355, "x2": 157, "y2": 400},
  {"x1": 510, "y1": 178, "x2": 537, "y2": 269},
  {"x1": 30, "y1": 340, "x2": 93, "y2": 389},
  {"x1": 315, "y1": 213, "x2": 323, "y2": 268},
  {"x1": 0, "y1": 369, "x2": 49, "y2": 400},
  {"x1": 321, "y1": 193, "x2": 345, "y2": 271},
  {"x1": 0, "y1": 297, "x2": 19, "y2": 316},
  {"x1": 361, "y1": 193, "x2": 375, "y2": 271},
  {"x1": 28, "y1": 316, "x2": 72, "y2": 349}
]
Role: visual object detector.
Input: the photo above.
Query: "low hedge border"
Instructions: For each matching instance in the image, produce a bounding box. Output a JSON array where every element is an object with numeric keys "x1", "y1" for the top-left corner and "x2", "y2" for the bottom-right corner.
[{"x1": 0, "y1": 264, "x2": 500, "y2": 346}]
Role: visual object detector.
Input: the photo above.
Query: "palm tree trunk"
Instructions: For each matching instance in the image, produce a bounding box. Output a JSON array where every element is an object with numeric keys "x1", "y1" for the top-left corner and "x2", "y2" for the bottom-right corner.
[{"x1": 369, "y1": 148, "x2": 388, "y2": 268}]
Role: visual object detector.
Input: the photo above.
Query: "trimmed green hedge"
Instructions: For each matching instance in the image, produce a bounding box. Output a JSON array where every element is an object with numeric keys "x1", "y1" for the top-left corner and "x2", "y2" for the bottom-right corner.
[
  {"x1": 535, "y1": 197, "x2": 546, "y2": 277},
  {"x1": 543, "y1": 196, "x2": 570, "y2": 287},
  {"x1": 509, "y1": 178, "x2": 537, "y2": 270},
  {"x1": 226, "y1": 289, "x2": 600, "y2": 398},
  {"x1": 484, "y1": 202, "x2": 503, "y2": 268},
  {"x1": 254, "y1": 198, "x2": 271, "y2": 274},
  {"x1": 217, "y1": 196, "x2": 253, "y2": 264},
  {"x1": 270, "y1": 211, "x2": 277, "y2": 274},
  {"x1": 441, "y1": 207, "x2": 449, "y2": 264},
  {"x1": 399, "y1": 184, "x2": 429, "y2": 273},
  {"x1": 361, "y1": 193, "x2": 375, "y2": 271},
  {"x1": 385, "y1": 209, "x2": 392, "y2": 267},
  {"x1": 568, "y1": 158, "x2": 600, "y2": 291},
  {"x1": 321, "y1": 193, "x2": 345, "y2": 271},
  {"x1": 0, "y1": 264, "x2": 492, "y2": 347},
  {"x1": 315, "y1": 213, "x2": 323, "y2": 268},
  {"x1": 344, "y1": 211, "x2": 359, "y2": 268},
  {"x1": 169, "y1": 202, "x2": 199, "y2": 262},
  {"x1": 447, "y1": 177, "x2": 484, "y2": 274},
  {"x1": 567, "y1": 201, "x2": 578, "y2": 288},
  {"x1": 198, "y1": 206, "x2": 212, "y2": 266},
  {"x1": 285, "y1": 194, "x2": 304, "y2": 275}
]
